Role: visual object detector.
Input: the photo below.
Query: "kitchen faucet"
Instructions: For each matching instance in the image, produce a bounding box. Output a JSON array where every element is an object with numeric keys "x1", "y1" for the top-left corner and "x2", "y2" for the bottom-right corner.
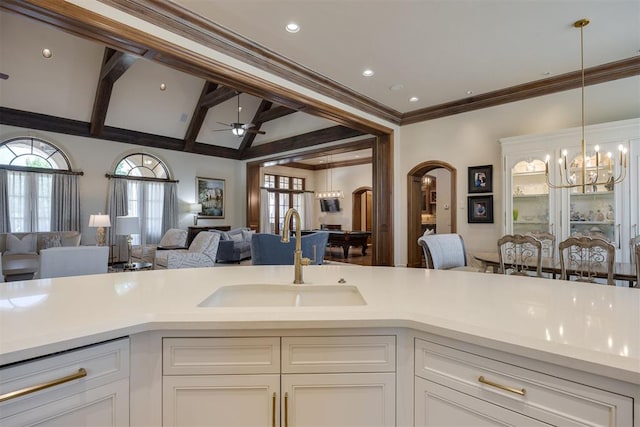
[{"x1": 281, "y1": 208, "x2": 313, "y2": 284}]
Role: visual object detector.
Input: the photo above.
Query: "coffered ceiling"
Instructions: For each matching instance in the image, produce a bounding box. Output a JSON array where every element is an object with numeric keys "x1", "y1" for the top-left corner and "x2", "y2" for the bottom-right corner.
[{"x1": 1, "y1": 0, "x2": 638, "y2": 165}]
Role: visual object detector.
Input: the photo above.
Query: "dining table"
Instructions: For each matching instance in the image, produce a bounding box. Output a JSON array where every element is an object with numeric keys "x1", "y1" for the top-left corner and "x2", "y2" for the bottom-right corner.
[{"x1": 473, "y1": 251, "x2": 638, "y2": 287}]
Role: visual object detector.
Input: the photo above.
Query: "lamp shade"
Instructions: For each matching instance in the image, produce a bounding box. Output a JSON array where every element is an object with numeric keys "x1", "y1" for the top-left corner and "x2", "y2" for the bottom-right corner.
[
  {"x1": 116, "y1": 216, "x2": 140, "y2": 236},
  {"x1": 190, "y1": 203, "x2": 202, "y2": 214},
  {"x1": 88, "y1": 214, "x2": 111, "y2": 228}
]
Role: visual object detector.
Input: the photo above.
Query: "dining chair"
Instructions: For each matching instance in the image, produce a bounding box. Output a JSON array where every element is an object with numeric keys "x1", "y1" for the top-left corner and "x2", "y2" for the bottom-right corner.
[
  {"x1": 525, "y1": 231, "x2": 556, "y2": 260},
  {"x1": 497, "y1": 234, "x2": 543, "y2": 277},
  {"x1": 558, "y1": 236, "x2": 615, "y2": 286},
  {"x1": 417, "y1": 234, "x2": 480, "y2": 272},
  {"x1": 635, "y1": 245, "x2": 640, "y2": 288},
  {"x1": 630, "y1": 235, "x2": 640, "y2": 264}
]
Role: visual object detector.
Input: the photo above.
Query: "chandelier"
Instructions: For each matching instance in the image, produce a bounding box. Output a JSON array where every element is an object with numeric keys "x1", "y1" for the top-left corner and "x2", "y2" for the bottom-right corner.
[
  {"x1": 315, "y1": 155, "x2": 344, "y2": 199},
  {"x1": 545, "y1": 19, "x2": 627, "y2": 192}
]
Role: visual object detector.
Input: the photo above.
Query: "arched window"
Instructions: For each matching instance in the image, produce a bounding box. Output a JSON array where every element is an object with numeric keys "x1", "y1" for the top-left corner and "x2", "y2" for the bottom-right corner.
[
  {"x1": 114, "y1": 153, "x2": 169, "y2": 179},
  {"x1": 109, "y1": 153, "x2": 177, "y2": 248},
  {"x1": 0, "y1": 137, "x2": 71, "y2": 170},
  {"x1": 0, "y1": 137, "x2": 80, "y2": 233}
]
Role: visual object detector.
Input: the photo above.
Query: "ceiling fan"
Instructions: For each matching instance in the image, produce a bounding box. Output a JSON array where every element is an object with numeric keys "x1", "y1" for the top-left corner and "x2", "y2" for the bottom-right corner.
[{"x1": 213, "y1": 93, "x2": 266, "y2": 137}]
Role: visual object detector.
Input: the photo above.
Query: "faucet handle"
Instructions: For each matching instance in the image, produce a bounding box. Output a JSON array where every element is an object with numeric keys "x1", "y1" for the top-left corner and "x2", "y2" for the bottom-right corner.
[{"x1": 300, "y1": 245, "x2": 317, "y2": 266}]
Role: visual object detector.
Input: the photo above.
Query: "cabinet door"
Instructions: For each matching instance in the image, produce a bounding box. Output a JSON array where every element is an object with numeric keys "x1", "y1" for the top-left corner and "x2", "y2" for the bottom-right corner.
[
  {"x1": 415, "y1": 377, "x2": 548, "y2": 427},
  {"x1": 282, "y1": 372, "x2": 395, "y2": 427},
  {"x1": 1, "y1": 379, "x2": 129, "y2": 427},
  {"x1": 163, "y1": 374, "x2": 279, "y2": 427},
  {"x1": 508, "y1": 157, "x2": 553, "y2": 237}
]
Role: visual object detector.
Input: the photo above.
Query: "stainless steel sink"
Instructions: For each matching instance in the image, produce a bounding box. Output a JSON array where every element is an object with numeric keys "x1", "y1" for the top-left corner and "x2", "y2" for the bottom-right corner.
[{"x1": 199, "y1": 284, "x2": 366, "y2": 307}]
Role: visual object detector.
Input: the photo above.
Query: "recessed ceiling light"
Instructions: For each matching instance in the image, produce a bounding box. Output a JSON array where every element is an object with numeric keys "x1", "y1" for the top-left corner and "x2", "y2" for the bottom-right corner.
[
  {"x1": 362, "y1": 69, "x2": 374, "y2": 77},
  {"x1": 41, "y1": 48, "x2": 52, "y2": 58},
  {"x1": 466, "y1": 90, "x2": 473, "y2": 95},
  {"x1": 285, "y1": 22, "x2": 300, "y2": 33},
  {"x1": 160, "y1": 83, "x2": 167, "y2": 91},
  {"x1": 409, "y1": 96, "x2": 419, "y2": 102},
  {"x1": 389, "y1": 84, "x2": 404, "y2": 91}
]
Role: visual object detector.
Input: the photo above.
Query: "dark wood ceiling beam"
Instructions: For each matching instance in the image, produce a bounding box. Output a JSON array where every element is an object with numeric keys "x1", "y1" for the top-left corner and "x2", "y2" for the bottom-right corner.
[
  {"x1": 402, "y1": 56, "x2": 640, "y2": 125},
  {"x1": 90, "y1": 47, "x2": 137, "y2": 136},
  {"x1": 255, "y1": 105, "x2": 296, "y2": 122},
  {"x1": 287, "y1": 157, "x2": 372, "y2": 171},
  {"x1": 199, "y1": 86, "x2": 237, "y2": 108},
  {"x1": 238, "y1": 99, "x2": 273, "y2": 154},
  {"x1": 0, "y1": 107, "x2": 239, "y2": 159},
  {"x1": 241, "y1": 126, "x2": 366, "y2": 160},
  {"x1": 258, "y1": 138, "x2": 375, "y2": 167},
  {"x1": 184, "y1": 81, "x2": 219, "y2": 152}
]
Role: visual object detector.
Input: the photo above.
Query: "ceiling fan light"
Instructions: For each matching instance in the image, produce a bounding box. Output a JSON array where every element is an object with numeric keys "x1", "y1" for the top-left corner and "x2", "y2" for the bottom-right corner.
[{"x1": 232, "y1": 126, "x2": 245, "y2": 137}]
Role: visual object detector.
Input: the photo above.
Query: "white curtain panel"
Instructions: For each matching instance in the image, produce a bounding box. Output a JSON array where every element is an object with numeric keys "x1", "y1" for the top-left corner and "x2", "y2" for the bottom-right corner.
[
  {"x1": 6, "y1": 171, "x2": 52, "y2": 232},
  {"x1": 0, "y1": 170, "x2": 10, "y2": 233},
  {"x1": 303, "y1": 192, "x2": 314, "y2": 230},
  {"x1": 259, "y1": 188, "x2": 269, "y2": 233},
  {"x1": 162, "y1": 182, "x2": 179, "y2": 233},
  {"x1": 50, "y1": 174, "x2": 80, "y2": 232},
  {"x1": 107, "y1": 178, "x2": 129, "y2": 261}
]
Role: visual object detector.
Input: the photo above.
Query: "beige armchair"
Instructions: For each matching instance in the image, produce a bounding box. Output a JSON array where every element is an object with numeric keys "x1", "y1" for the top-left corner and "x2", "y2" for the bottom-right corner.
[
  {"x1": 131, "y1": 228, "x2": 187, "y2": 265},
  {"x1": 155, "y1": 232, "x2": 220, "y2": 269}
]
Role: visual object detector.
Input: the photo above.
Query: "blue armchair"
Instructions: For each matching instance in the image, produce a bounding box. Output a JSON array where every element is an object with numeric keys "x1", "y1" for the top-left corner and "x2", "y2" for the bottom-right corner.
[{"x1": 250, "y1": 232, "x2": 329, "y2": 265}]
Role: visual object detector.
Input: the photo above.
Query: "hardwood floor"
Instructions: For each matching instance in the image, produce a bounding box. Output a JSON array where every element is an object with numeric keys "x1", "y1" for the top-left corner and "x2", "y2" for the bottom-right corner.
[{"x1": 323, "y1": 245, "x2": 372, "y2": 266}]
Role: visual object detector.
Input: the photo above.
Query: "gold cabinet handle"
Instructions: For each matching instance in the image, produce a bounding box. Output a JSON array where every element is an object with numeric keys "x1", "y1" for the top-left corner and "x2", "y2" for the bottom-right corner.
[
  {"x1": 272, "y1": 392, "x2": 276, "y2": 427},
  {"x1": 478, "y1": 375, "x2": 526, "y2": 396},
  {"x1": 284, "y1": 391, "x2": 289, "y2": 427},
  {"x1": 0, "y1": 368, "x2": 87, "y2": 403}
]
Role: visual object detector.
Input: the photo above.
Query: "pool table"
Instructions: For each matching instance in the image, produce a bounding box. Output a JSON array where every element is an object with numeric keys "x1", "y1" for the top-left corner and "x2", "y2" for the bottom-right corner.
[{"x1": 326, "y1": 231, "x2": 371, "y2": 258}]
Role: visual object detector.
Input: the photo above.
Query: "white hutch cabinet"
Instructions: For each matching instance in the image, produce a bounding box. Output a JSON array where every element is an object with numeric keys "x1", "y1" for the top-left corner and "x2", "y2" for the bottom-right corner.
[{"x1": 500, "y1": 118, "x2": 640, "y2": 262}]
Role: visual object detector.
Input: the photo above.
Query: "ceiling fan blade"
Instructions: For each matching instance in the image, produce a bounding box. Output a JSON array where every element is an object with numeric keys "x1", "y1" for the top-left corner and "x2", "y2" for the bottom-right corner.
[
  {"x1": 216, "y1": 121, "x2": 231, "y2": 127},
  {"x1": 211, "y1": 128, "x2": 231, "y2": 132},
  {"x1": 0, "y1": 72, "x2": 8, "y2": 80},
  {"x1": 246, "y1": 129, "x2": 266, "y2": 135},
  {"x1": 242, "y1": 123, "x2": 256, "y2": 129}
]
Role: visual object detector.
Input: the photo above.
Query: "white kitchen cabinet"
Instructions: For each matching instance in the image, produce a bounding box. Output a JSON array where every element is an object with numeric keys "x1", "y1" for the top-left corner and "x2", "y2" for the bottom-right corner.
[
  {"x1": 0, "y1": 338, "x2": 130, "y2": 427},
  {"x1": 162, "y1": 335, "x2": 396, "y2": 427},
  {"x1": 414, "y1": 337, "x2": 633, "y2": 427},
  {"x1": 500, "y1": 118, "x2": 640, "y2": 262}
]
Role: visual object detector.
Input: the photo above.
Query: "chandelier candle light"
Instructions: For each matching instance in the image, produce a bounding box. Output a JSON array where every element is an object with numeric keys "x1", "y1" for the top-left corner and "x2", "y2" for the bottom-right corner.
[
  {"x1": 545, "y1": 18, "x2": 627, "y2": 193},
  {"x1": 315, "y1": 155, "x2": 344, "y2": 199}
]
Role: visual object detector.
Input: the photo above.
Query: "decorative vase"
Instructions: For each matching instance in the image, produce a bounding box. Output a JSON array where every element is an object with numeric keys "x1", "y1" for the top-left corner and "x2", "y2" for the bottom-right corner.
[{"x1": 513, "y1": 209, "x2": 519, "y2": 221}]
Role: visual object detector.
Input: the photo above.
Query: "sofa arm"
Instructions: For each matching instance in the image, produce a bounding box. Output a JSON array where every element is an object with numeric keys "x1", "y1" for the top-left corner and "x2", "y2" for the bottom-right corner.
[
  {"x1": 215, "y1": 240, "x2": 235, "y2": 262},
  {"x1": 167, "y1": 252, "x2": 215, "y2": 269}
]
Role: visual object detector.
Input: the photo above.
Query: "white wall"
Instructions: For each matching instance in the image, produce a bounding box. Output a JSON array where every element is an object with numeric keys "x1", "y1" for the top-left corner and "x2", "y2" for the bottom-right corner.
[
  {"x1": 395, "y1": 76, "x2": 640, "y2": 266},
  {"x1": 0, "y1": 124, "x2": 243, "y2": 245},
  {"x1": 315, "y1": 164, "x2": 372, "y2": 230}
]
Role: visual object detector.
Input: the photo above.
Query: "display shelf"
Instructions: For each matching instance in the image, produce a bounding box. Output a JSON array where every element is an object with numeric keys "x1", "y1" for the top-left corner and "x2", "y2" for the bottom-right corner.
[
  {"x1": 513, "y1": 194, "x2": 547, "y2": 199},
  {"x1": 569, "y1": 220, "x2": 614, "y2": 225}
]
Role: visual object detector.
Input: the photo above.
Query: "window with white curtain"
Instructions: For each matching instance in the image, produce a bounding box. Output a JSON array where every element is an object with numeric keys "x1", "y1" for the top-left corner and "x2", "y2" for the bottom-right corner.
[
  {"x1": 114, "y1": 153, "x2": 171, "y2": 245},
  {"x1": 263, "y1": 173, "x2": 306, "y2": 234},
  {"x1": 0, "y1": 137, "x2": 71, "y2": 232}
]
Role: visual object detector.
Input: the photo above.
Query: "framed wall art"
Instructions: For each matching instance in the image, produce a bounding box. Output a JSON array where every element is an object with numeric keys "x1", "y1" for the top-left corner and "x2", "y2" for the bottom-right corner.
[
  {"x1": 468, "y1": 165, "x2": 493, "y2": 193},
  {"x1": 468, "y1": 195, "x2": 494, "y2": 223},
  {"x1": 196, "y1": 177, "x2": 225, "y2": 219}
]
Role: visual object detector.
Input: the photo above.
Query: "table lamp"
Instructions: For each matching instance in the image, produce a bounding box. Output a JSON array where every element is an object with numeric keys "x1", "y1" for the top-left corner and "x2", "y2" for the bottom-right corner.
[
  {"x1": 190, "y1": 203, "x2": 202, "y2": 226},
  {"x1": 116, "y1": 216, "x2": 140, "y2": 269},
  {"x1": 88, "y1": 213, "x2": 111, "y2": 246}
]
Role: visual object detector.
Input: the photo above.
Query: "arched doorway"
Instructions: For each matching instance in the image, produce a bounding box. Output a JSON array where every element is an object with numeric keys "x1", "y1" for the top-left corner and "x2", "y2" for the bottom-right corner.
[
  {"x1": 407, "y1": 161, "x2": 457, "y2": 268},
  {"x1": 352, "y1": 186, "x2": 373, "y2": 232}
]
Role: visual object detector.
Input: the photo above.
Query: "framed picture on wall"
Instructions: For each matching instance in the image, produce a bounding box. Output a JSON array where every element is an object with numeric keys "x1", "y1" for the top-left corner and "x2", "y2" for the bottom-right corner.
[
  {"x1": 468, "y1": 165, "x2": 493, "y2": 193},
  {"x1": 196, "y1": 177, "x2": 225, "y2": 219},
  {"x1": 429, "y1": 190, "x2": 437, "y2": 204},
  {"x1": 468, "y1": 195, "x2": 494, "y2": 223}
]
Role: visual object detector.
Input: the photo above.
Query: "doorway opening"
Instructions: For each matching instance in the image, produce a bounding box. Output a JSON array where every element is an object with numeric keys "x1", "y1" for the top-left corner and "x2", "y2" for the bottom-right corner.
[{"x1": 407, "y1": 161, "x2": 457, "y2": 268}]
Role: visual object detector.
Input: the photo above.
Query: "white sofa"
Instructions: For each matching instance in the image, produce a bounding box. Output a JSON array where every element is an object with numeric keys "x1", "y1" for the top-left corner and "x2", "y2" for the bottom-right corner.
[
  {"x1": 1, "y1": 231, "x2": 81, "y2": 280},
  {"x1": 36, "y1": 246, "x2": 109, "y2": 279}
]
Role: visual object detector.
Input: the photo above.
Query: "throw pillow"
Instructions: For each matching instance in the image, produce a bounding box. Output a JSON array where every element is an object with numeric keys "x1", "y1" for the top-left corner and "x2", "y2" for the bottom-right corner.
[
  {"x1": 241, "y1": 229, "x2": 255, "y2": 242},
  {"x1": 219, "y1": 231, "x2": 231, "y2": 240},
  {"x1": 40, "y1": 234, "x2": 62, "y2": 250},
  {"x1": 61, "y1": 233, "x2": 81, "y2": 247},
  {"x1": 6, "y1": 234, "x2": 36, "y2": 254},
  {"x1": 230, "y1": 233, "x2": 244, "y2": 243}
]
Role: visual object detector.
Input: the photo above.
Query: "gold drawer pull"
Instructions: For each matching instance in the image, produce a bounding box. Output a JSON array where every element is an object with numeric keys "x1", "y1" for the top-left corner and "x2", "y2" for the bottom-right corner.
[
  {"x1": 478, "y1": 375, "x2": 526, "y2": 396},
  {"x1": 284, "y1": 392, "x2": 289, "y2": 427},
  {"x1": 0, "y1": 368, "x2": 87, "y2": 403},
  {"x1": 272, "y1": 392, "x2": 276, "y2": 427}
]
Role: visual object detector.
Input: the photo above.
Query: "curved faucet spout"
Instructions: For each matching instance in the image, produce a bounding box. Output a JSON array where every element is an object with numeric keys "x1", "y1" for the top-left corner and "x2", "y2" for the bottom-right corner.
[{"x1": 281, "y1": 208, "x2": 310, "y2": 284}]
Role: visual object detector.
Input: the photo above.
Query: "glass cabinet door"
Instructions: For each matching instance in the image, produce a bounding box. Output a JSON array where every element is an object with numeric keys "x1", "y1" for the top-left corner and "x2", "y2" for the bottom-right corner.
[
  {"x1": 511, "y1": 159, "x2": 550, "y2": 235},
  {"x1": 567, "y1": 148, "x2": 617, "y2": 243}
]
